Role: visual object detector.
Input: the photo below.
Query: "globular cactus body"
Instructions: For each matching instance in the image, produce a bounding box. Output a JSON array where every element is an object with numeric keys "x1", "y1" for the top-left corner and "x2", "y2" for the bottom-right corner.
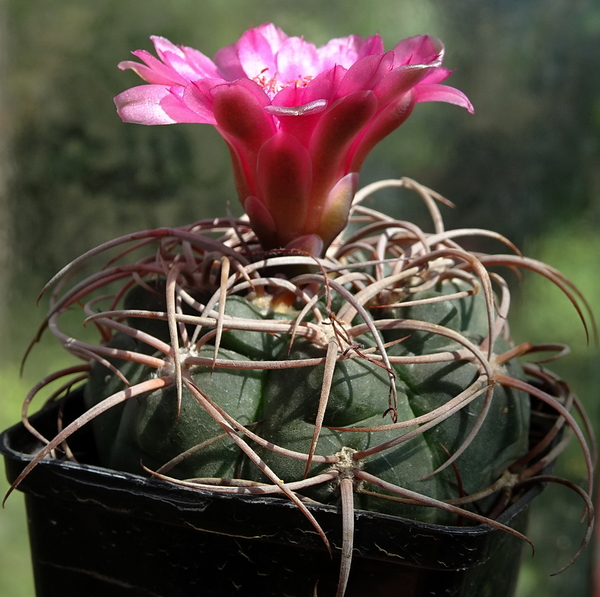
[
  {"x1": 85, "y1": 276, "x2": 529, "y2": 525},
  {"x1": 12, "y1": 183, "x2": 593, "y2": 597}
]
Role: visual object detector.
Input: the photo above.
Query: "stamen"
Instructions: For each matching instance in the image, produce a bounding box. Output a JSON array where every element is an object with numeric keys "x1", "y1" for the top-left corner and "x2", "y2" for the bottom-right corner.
[{"x1": 252, "y1": 68, "x2": 315, "y2": 98}]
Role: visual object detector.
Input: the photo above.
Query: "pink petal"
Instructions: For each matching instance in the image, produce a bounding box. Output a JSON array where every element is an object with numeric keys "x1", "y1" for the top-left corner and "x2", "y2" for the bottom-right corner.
[
  {"x1": 347, "y1": 92, "x2": 416, "y2": 172},
  {"x1": 161, "y1": 50, "x2": 216, "y2": 82},
  {"x1": 276, "y1": 36, "x2": 319, "y2": 83},
  {"x1": 224, "y1": 139, "x2": 255, "y2": 203},
  {"x1": 337, "y1": 53, "x2": 394, "y2": 96},
  {"x1": 392, "y1": 35, "x2": 443, "y2": 66},
  {"x1": 419, "y1": 66, "x2": 453, "y2": 85},
  {"x1": 244, "y1": 195, "x2": 278, "y2": 248},
  {"x1": 372, "y1": 63, "x2": 436, "y2": 104},
  {"x1": 254, "y1": 23, "x2": 289, "y2": 53},
  {"x1": 269, "y1": 88, "x2": 328, "y2": 147},
  {"x1": 301, "y1": 65, "x2": 346, "y2": 104},
  {"x1": 235, "y1": 27, "x2": 277, "y2": 80},
  {"x1": 114, "y1": 85, "x2": 205, "y2": 125},
  {"x1": 182, "y1": 80, "x2": 221, "y2": 123},
  {"x1": 307, "y1": 90, "x2": 378, "y2": 229},
  {"x1": 316, "y1": 35, "x2": 362, "y2": 70},
  {"x1": 270, "y1": 114, "x2": 323, "y2": 150},
  {"x1": 218, "y1": 24, "x2": 289, "y2": 83},
  {"x1": 357, "y1": 34, "x2": 385, "y2": 58},
  {"x1": 179, "y1": 46, "x2": 223, "y2": 79},
  {"x1": 212, "y1": 82, "x2": 277, "y2": 196},
  {"x1": 150, "y1": 35, "x2": 186, "y2": 63},
  {"x1": 120, "y1": 51, "x2": 187, "y2": 86},
  {"x1": 212, "y1": 82, "x2": 276, "y2": 142},
  {"x1": 285, "y1": 234, "x2": 323, "y2": 256},
  {"x1": 149, "y1": 36, "x2": 220, "y2": 81},
  {"x1": 256, "y1": 131, "x2": 312, "y2": 244},
  {"x1": 414, "y1": 83, "x2": 474, "y2": 113},
  {"x1": 213, "y1": 43, "x2": 246, "y2": 80},
  {"x1": 212, "y1": 77, "x2": 272, "y2": 107},
  {"x1": 317, "y1": 172, "x2": 358, "y2": 248},
  {"x1": 309, "y1": 90, "x2": 378, "y2": 165},
  {"x1": 269, "y1": 84, "x2": 306, "y2": 109}
]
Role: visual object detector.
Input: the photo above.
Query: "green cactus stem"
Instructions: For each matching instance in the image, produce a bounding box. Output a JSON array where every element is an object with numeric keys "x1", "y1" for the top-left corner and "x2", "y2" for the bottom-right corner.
[{"x1": 13, "y1": 179, "x2": 595, "y2": 597}]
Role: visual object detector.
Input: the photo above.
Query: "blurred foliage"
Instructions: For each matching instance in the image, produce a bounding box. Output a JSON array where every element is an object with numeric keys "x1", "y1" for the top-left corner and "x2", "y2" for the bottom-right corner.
[
  {"x1": 511, "y1": 223, "x2": 600, "y2": 597},
  {"x1": 1, "y1": 0, "x2": 599, "y2": 596}
]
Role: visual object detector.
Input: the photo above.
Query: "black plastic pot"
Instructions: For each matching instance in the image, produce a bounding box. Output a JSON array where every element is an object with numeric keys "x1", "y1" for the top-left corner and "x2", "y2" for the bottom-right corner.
[{"x1": 1, "y1": 389, "x2": 541, "y2": 597}]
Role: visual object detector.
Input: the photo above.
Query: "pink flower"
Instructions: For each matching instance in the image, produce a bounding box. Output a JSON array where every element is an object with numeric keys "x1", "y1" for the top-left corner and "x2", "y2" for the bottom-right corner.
[{"x1": 115, "y1": 24, "x2": 473, "y2": 255}]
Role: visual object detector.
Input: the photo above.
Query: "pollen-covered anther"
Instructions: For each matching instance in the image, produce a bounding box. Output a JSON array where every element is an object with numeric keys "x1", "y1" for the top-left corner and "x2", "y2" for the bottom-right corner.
[{"x1": 253, "y1": 68, "x2": 314, "y2": 95}]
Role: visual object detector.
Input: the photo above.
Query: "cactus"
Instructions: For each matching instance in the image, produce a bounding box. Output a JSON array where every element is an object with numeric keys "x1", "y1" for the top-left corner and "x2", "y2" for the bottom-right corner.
[
  {"x1": 9, "y1": 25, "x2": 595, "y2": 597},
  {"x1": 12, "y1": 179, "x2": 595, "y2": 597},
  {"x1": 83, "y1": 258, "x2": 530, "y2": 528}
]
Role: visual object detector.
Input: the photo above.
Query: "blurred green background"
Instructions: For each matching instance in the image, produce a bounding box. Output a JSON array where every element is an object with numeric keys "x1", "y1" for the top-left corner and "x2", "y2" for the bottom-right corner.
[{"x1": 0, "y1": 0, "x2": 598, "y2": 595}]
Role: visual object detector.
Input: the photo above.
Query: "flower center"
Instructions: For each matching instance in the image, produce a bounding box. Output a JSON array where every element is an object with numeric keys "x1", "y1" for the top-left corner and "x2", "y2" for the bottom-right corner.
[{"x1": 253, "y1": 67, "x2": 314, "y2": 97}]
